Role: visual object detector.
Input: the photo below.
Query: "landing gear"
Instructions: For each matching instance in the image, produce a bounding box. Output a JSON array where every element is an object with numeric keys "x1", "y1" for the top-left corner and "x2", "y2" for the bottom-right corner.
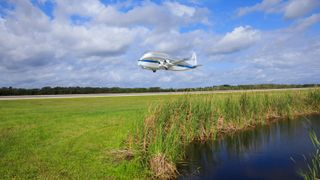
[{"x1": 152, "y1": 70, "x2": 156, "y2": 73}]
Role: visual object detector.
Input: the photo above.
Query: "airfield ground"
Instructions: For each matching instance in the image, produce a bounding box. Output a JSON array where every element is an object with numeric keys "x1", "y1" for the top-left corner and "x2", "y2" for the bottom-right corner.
[
  {"x1": 0, "y1": 88, "x2": 318, "y2": 179},
  {"x1": 0, "y1": 95, "x2": 168, "y2": 178}
]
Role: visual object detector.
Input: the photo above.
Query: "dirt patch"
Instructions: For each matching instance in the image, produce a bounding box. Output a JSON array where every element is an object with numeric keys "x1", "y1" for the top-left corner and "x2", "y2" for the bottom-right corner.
[
  {"x1": 150, "y1": 154, "x2": 178, "y2": 179},
  {"x1": 108, "y1": 149, "x2": 134, "y2": 162}
]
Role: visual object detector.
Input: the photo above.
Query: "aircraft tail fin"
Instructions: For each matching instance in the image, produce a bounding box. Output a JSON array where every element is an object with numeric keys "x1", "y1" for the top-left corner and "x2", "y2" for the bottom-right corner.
[{"x1": 191, "y1": 52, "x2": 197, "y2": 66}]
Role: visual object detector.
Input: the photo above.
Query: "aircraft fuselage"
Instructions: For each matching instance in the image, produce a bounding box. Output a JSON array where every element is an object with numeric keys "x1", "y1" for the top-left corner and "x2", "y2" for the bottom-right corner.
[{"x1": 138, "y1": 51, "x2": 197, "y2": 72}]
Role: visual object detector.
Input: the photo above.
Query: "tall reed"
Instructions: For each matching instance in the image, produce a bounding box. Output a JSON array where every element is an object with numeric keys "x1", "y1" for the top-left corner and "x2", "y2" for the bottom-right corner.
[
  {"x1": 299, "y1": 131, "x2": 320, "y2": 180},
  {"x1": 133, "y1": 89, "x2": 320, "y2": 179}
]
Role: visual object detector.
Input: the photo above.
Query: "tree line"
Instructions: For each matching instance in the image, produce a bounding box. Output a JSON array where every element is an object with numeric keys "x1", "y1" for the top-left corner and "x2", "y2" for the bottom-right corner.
[{"x1": 0, "y1": 84, "x2": 318, "y2": 96}]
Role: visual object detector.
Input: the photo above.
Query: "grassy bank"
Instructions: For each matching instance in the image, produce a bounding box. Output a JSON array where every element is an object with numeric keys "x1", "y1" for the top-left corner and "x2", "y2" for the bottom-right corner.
[{"x1": 134, "y1": 89, "x2": 320, "y2": 178}]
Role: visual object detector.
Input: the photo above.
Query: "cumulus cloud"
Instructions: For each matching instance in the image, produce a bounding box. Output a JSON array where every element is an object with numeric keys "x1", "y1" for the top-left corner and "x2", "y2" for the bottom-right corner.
[
  {"x1": 284, "y1": 0, "x2": 320, "y2": 19},
  {"x1": 208, "y1": 26, "x2": 260, "y2": 55},
  {"x1": 94, "y1": 1, "x2": 209, "y2": 31},
  {"x1": 292, "y1": 13, "x2": 320, "y2": 31},
  {"x1": 0, "y1": 0, "x2": 319, "y2": 88},
  {"x1": 0, "y1": 1, "x2": 54, "y2": 70},
  {"x1": 1, "y1": 0, "x2": 207, "y2": 71},
  {"x1": 237, "y1": 0, "x2": 319, "y2": 19},
  {"x1": 223, "y1": 16, "x2": 320, "y2": 84},
  {"x1": 53, "y1": 0, "x2": 104, "y2": 21},
  {"x1": 195, "y1": 12, "x2": 320, "y2": 85},
  {"x1": 0, "y1": 0, "x2": 211, "y2": 87},
  {"x1": 142, "y1": 30, "x2": 206, "y2": 56},
  {"x1": 237, "y1": 0, "x2": 283, "y2": 16}
]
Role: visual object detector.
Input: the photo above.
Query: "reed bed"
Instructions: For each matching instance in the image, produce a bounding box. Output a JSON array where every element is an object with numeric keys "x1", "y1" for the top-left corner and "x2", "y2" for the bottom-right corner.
[{"x1": 131, "y1": 89, "x2": 320, "y2": 179}]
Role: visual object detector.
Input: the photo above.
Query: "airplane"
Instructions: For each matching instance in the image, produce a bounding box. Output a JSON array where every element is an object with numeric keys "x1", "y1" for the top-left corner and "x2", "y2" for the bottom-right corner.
[{"x1": 138, "y1": 51, "x2": 201, "y2": 72}]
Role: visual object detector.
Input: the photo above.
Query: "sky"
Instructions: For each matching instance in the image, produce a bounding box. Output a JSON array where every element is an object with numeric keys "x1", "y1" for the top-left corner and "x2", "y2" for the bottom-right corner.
[{"x1": 0, "y1": 0, "x2": 319, "y2": 88}]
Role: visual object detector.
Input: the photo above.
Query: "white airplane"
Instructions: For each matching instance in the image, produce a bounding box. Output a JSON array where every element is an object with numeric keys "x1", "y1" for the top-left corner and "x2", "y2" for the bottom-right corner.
[{"x1": 138, "y1": 51, "x2": 201, "y2": 72}]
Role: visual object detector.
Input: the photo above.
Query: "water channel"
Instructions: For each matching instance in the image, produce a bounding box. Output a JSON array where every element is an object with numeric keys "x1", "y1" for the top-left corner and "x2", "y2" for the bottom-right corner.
[{"x1": 178, "y1": 115, "x2": 320, "y2": 180}]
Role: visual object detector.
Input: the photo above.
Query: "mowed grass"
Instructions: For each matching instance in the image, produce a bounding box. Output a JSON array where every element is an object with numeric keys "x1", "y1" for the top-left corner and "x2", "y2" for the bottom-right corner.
[{"x1": 0, "y1": 96, "x2": 173, "y2": 179}]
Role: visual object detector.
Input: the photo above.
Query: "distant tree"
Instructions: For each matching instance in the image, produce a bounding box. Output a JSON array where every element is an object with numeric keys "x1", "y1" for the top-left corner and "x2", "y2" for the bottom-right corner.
[{"x1": 0, "y1": 84, "x2": 318, "y2": 96}]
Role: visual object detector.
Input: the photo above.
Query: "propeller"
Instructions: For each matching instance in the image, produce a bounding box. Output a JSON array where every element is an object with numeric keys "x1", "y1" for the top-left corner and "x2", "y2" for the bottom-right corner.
[{"x1": 159, "y1": 59, "x2": 172, "y2": 70}]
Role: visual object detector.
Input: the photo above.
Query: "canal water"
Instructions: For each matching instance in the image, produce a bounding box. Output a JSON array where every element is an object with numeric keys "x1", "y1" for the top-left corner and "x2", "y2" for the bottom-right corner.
[{"x1": 177, "y1": 115, "x2": 320, "y2": 180}]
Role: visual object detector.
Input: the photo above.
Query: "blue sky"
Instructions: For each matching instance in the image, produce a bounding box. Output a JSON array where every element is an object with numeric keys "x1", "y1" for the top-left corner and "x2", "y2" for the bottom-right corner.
[{"x1": 0, "y1": 0, "x2": 319, "y2": 88}]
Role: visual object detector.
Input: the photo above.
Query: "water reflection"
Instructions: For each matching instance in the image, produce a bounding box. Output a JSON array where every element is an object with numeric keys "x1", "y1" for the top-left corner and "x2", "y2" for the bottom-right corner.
[{"x1": 178, "y1": 115, "x2": 320, "y2": 180}]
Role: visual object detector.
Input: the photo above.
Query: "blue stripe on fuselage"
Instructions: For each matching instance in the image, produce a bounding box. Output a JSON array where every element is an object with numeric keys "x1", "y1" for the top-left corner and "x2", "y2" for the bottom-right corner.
[
  {"x1": 138, "y1": 59, "x2": 160, "y2": 64},
  {"x1": 176, "y1": 64, "x2": 195, "y2": 69}
]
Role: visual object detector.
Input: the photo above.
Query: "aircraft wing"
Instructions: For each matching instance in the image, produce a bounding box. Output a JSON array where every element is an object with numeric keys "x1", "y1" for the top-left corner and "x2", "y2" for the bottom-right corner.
[
  {"x1": 159, "y1": 58, "x2": 190, "y2": 68},
  {"x1": 170, "y1": 58, "x2": 189, "y2": 65}
]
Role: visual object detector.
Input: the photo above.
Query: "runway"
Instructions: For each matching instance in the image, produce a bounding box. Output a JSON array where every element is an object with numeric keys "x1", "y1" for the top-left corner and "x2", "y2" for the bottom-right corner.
[{"x1": 0, "y1": 88, "x2": 316, "y2": 100}]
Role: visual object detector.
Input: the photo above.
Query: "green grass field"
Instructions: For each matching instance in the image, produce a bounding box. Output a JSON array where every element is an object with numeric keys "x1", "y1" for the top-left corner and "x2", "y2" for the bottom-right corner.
[
  {"x1": 0, "y1": 89, "x2": 319, "y2": 179},
  {"x1": 0, "y1": 96, "x2": 173, "y2": 179}
]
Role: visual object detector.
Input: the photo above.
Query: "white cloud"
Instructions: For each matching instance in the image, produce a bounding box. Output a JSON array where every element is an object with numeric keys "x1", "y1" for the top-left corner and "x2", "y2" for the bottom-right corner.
[
  {"x1": 94, "y1": 1, "x2": 209, "y2": 31},
  {"x1": 208, "y1": 26, "x2": 260, "y2": 55},
  {"x1": 142, "y1": 30, "x2": 204, "y2": 55},
  {"x1": 0, "y1": 0, "x2": 211, "y2": 87},
  {"x1": 53, "y1": 0, "x2": 104, "y2": 22},
  {"x1": 237, "y1": 0, "x2": 282, "y2": 16},
  {"x1": 0, "y1": 0, "x2": 319, "y2": 88},
  {"x1": 51, "y1": 23, "x2": 146, "y2": 58},
  {"x1": 0, "y1": 1, "x2": 148, "y2": 70},
  {"x1": 225, "y1": 18, "x2": 320, "y2": 84},
  {"x1": 237, "y1": 0, "x2": 319, "y2": 19},
  {"x1": 284, "y1": 0, "x2": 319, "y2": 19},
  {"x1": 159, "y1": 76, "x2": 173, "y2": 83},
  {"x1": 165, "y1": 2, "x2": 195, "y2": 17},
  {"x1": 292, "y1": 13, "x2": 320, "y2": 31}
]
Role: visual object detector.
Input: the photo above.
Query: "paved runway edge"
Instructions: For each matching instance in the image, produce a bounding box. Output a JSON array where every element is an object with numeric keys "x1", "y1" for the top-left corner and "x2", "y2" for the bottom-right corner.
[{"x1": 0, "y1": 88, "x2": 316, "y2": 100}]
